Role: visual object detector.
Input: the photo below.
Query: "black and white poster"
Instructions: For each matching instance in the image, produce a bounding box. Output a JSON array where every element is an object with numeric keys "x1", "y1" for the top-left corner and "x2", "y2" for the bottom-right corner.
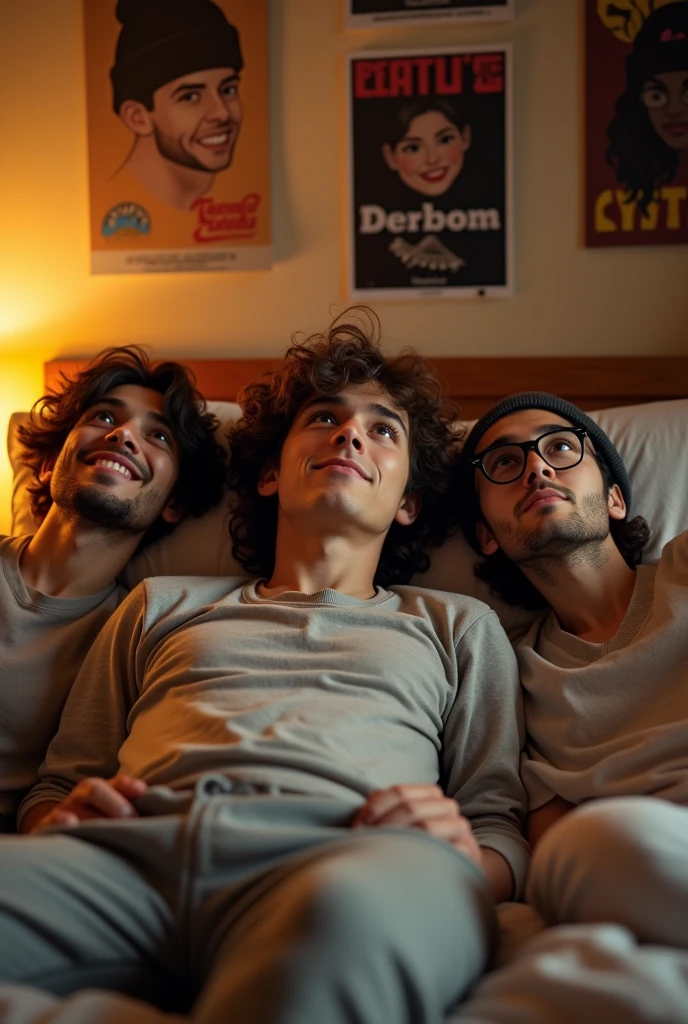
[
  {"x1": 347, "y1": 46, "x2": 513, "y2": 300},
  {"x1": 346, "y1": 0, "x2": 514, "y2": 29}
]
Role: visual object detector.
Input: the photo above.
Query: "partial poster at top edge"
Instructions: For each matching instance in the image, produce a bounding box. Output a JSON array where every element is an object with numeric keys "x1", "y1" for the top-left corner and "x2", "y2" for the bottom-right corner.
[
  {"x1": 84, "y1": 0, "x2": 271, "y2": 275},
  {"x1": 346, "y1": 0, "x2": 514, "y2": 29},
  {"x1": 584, "y1": 0, "x2": 688, "y2": 247},
  {"x1": 347, "y1": 45, "x2": 513, "y2": 300}
]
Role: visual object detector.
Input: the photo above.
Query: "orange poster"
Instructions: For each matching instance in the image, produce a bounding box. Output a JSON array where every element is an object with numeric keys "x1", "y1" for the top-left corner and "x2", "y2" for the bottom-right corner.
[{"x1": 84, "y1": 0, "x2": 271, "y2": 274}]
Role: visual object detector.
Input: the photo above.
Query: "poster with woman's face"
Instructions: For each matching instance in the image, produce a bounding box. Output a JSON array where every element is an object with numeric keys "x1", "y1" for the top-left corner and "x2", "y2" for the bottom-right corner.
[
  {"x1": 84, "y1": 0, "x2": 271, "y2": 274},
  {"x1": 347, "y1": 46, "x2": 512, "y2": 300},
  {"x1": 584, "y1": 0, "x2": 688, "y2": 247},
  {"x1": 346, "y1": 0, "x2": 514, "y2": 29}
]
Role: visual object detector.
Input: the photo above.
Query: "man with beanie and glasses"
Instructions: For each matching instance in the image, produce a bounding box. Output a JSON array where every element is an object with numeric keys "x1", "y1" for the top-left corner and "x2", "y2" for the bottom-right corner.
[
  {"x1": 111, "y1": 0, "x2": 244, "y2": 210},
  {"x1": 448, "y1": 392, "x2": 688, "y2": 1022}
]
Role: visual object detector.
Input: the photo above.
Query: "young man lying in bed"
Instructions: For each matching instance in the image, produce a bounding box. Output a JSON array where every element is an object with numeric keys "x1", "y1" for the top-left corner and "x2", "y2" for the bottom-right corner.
[
  {"x1": 0, "y1": 346, "x2": 225, "y2": 832},
  {"x1": 0, "y1": 313, "x2": 527, "y2": 1024},
  {"x1": 447, "y1": 391, "x2": 688, "y2": 1022}
]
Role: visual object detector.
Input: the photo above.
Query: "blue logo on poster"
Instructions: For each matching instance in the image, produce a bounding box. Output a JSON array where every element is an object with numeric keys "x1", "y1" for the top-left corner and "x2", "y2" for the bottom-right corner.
[{"x1": 102, "y1": 202, "x2": 150, "y2": 237}]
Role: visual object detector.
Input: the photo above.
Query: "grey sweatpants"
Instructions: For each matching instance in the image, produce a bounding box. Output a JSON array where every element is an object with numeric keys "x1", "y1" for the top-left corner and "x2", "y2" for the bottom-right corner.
[
  {"x1": 0, "y1": 777, "x2": 495, "y2": 1024},
  {"x1": 527, "y1": 796, "x2": 688, "y2": 947},
  {"x1": 449, "y1": 795, "x2": 688, "y2": 1023}
]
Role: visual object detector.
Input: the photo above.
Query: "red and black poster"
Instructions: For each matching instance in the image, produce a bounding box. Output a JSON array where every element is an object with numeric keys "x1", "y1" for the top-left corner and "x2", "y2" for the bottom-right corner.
[
  {"x1": 584, "y1": 0, "x2": 688, "y2": 247},
  {"x1": 347, "y1": 46, "x2": 513, "y2": 300},
  {"x1": 346, "y1": 0, "x2": 514, "y2": 29}
]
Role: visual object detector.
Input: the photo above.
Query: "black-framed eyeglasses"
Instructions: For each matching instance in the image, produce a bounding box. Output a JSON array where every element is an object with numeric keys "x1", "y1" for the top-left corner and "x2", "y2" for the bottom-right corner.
[{"x1": 471, "y1": 427, "x2": 589, "y2": 485}]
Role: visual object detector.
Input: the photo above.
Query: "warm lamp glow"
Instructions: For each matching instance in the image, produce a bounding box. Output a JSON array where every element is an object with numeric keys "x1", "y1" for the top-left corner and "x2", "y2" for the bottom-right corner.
[
  {"x1": 0, "y1": 354, "x2": 45, "y2": 537},
  {"x1": 0, "y1": 289, "x2": 59, "y2": 346},
  {"x1": 0, "y1": 307, "x2": 34, "y2": 340}
]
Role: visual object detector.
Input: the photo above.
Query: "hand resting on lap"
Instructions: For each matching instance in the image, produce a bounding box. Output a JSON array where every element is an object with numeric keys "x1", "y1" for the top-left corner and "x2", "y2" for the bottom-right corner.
[
  {"x1": 353, "y1": 783, "x2": 514, "y2": 902},
  {"x1": 22, "y1": 775, "x2": 148, "y2": 834}
]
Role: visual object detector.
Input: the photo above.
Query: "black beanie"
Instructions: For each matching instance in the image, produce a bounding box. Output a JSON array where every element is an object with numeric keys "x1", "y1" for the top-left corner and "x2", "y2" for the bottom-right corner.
[
  {"x1": 626, "y1": 2, "x2": 688, "y2": 91},
  {"x1": 456, "y1": 392, "x2": 632, "y2": 554},
  {"x1": 111, "y1": 0, "x2": 244, "y2": 113}
]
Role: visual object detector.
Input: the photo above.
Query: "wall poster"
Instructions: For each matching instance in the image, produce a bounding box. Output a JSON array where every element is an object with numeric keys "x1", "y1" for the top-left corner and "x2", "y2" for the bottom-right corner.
[
  {"x1": 84, "y1": 0, "x2": 271, "y2": 274},
  {"x1": 584, "y1": 0, "x2": 688, "y2": 247},
  {"x1": 347, "y1": 46, "x2": 513, "y2": 300},
  {"x1": 346, "y1": 1, "x2": 514, "y2": 29}
]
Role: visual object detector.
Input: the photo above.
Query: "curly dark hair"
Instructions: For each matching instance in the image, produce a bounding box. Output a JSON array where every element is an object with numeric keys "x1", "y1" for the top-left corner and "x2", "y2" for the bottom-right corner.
[
  {"x1": 474, "y1": 456, "x2": 651, "y2": 610},
  {"x1": 605, "y1": 1, "x2": 688, "y2": 216},
  {"x1": 606, "y1": 90, "x2": 679, "y2": 216},
  {"x1": 18, "y1": 345, "x2": 227, "y2": 548},
  {"x1": 227, "y1": 309, "x2": 463, "y2": 589}
]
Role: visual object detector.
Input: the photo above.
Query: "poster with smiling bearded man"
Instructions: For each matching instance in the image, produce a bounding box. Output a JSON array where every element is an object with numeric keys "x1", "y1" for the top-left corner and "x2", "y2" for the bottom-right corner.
[
  {"x1": 347, "y1": 45, "x2": 513, "y2": 299},
  {"x1": 84, "y1": 0, "x2": 271, "y2": 274}
]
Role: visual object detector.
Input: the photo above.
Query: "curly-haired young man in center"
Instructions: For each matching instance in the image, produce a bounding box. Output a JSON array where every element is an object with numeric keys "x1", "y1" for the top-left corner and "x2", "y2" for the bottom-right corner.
[
  {"x1": 227, "y1": 310, "x2": 461, "y2": 588},
  {"x1": 0, "y1": 311, "x2": 527, "y2": 1024}
]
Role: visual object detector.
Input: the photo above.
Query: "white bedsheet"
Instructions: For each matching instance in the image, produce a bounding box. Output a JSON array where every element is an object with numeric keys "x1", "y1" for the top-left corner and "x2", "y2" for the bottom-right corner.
[{"x1": 451, "y1": 915, "x2": 688, "y2": 1024}]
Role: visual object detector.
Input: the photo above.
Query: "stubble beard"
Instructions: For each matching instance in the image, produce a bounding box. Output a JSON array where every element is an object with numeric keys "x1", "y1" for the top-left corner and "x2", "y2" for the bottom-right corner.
[
  {"x1": 53, "y1": 477, "x2": 164, "y2": 538},
  {"x1": 492, "y1": 489, "x2": 612, "y2": 583},
  {"x1": 152, "y1": 124, "x2": 237, "y2": 173}
]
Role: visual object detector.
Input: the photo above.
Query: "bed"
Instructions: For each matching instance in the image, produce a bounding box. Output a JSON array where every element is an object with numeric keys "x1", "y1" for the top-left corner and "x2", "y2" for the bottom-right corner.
[{"x1": 7, "y1": 351, "x2": 688, "y2": 1019}]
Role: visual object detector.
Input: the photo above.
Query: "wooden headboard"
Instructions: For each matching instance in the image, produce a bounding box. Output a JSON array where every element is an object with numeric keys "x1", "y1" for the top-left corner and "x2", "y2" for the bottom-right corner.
[{"x1": 44, "y1": 356, "x2": 688, "y2": 419}]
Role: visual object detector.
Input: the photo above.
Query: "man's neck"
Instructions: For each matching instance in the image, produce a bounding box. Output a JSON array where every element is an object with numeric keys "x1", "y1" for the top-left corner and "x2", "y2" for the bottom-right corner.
[
  {"x1": 262, "y1": 519, "x2": 383, "y2": 601},
  {"x1": 20, "y1": 508, "x2": 142, "y2": 599},
  {"x1": 520, "y1": 539, "x2": 637, "y2": 643},
  {"x1": 123, "y1": 139, "x2": 214, "y2": 211}
]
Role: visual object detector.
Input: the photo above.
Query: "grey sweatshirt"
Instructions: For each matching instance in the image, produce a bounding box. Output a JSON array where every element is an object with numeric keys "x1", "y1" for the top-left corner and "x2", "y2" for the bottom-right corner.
[
  {"x1": 518, "y1": 529, "x2": 688, "y2": 811},
  {"x1": 0, "y1": 535, "x2": 125, "y2": 825},
  {"x1": 21, "y1": 576, "x2": 529, "y2": 894}
]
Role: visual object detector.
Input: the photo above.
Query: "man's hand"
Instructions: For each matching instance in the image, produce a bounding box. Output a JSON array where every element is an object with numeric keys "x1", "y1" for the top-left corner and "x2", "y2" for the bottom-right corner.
[
  {"x1": 29, "y1": 775, "x2": 148, "y2": 833},
  {"x1": 352, "y1": 784, "x2": 483, "y2": 869}
]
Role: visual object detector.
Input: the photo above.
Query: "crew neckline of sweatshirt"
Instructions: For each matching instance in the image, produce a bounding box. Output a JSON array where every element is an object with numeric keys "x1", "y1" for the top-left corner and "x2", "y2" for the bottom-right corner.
[
  {"x1": 241, "y1": 579, "x2": 394, "y2": 608},
  {"x1": 1, "y1": 534, "x2": 119, "y2": 614},
  {"x1": 541, "y1": 562, "x2": 657, "y2": 663}
]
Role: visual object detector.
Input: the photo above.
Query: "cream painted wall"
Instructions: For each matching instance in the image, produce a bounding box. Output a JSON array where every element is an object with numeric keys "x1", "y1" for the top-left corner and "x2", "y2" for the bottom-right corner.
[{"x1": 0, "y1": 0, "x2": 686, "y2": 371}]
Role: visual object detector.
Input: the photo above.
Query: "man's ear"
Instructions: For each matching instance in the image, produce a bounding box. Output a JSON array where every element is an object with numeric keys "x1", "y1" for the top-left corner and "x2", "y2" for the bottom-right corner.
[
  {"x1": 160, "y1": 497, "x2": 184, "y2": 525},
  {"x1": 394, "y1": 492, "x2": 421, "y2": 527},
  {"x1": 257, "y1": 463, "x2": 279, "y2": 498},
  {"x1": 38, "y1": 458, "x2": 55, "y2": 487},
  {"x1": 118, "y1": 100, "x2": 155, "y2": 137},
  {"x1": 608, "y1": 483, "x2": 627, "y2": 521},
  {"x1": 476, "y1": 521, "x2": 499, "y2": 556}
]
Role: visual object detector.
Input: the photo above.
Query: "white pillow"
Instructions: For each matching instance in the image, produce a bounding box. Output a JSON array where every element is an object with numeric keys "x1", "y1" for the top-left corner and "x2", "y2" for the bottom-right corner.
[
  {"x1": 8, "y1": 413, "x2": 38, "y2": 538},
  {"x1": 9, "y1": 398, "x2": 688, "y2": 629},
  {"x1": 592, "y1": 399, "x2": 687, "y2": 564}
]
